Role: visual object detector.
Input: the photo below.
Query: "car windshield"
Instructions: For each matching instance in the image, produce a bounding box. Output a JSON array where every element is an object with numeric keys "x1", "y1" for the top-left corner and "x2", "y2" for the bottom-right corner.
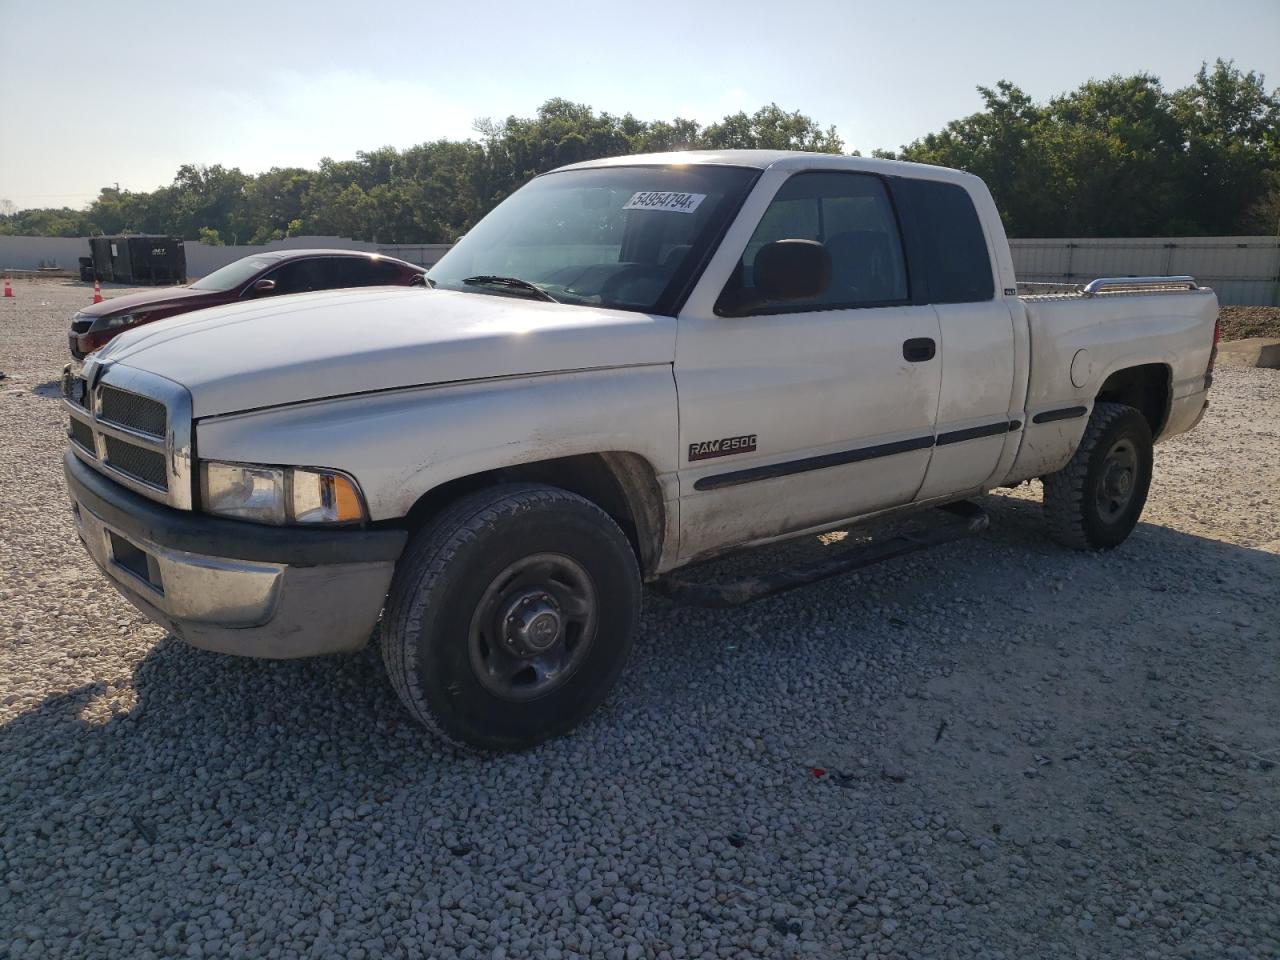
[
  {"x1": 428, "y1": 164, "x2": 758, "y2": 314},
  {"x1": 189, "y1": 257, "x2": 275, "y2": 291}
]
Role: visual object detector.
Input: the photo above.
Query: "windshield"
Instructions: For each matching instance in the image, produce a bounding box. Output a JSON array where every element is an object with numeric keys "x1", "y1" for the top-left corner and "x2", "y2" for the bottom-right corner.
[
  {"x1": 428, "y1": 164, "x2": 758, "y2": 314},
  {"x1": 189, "y1": 256, "x2": 275, "y2": 291}
]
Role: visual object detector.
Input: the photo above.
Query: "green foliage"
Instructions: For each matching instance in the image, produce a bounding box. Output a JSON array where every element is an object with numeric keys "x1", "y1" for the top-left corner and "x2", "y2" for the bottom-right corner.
[
  {"x1": 701, "y1": 104, "x2": 844, "y2": 152},
  {"x1": 1, "y1": 69, "x2": 1276, "y2": 242},
  {"x1": 891, "y1": 60, "x2": 1280, "y2": 236}
]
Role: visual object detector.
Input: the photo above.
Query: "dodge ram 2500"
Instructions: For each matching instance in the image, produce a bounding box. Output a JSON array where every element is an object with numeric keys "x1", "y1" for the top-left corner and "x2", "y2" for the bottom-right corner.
[{"x1": 62, "y1": 150, "x2": 1218, "y2": 750}]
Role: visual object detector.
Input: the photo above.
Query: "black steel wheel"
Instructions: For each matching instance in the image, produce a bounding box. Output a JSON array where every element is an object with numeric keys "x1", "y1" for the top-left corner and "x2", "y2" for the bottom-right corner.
[
  {"x1": 468, "y1": 553, "x2": 599, "y2": 702},
  {"x1": 1094, "y1": 437, "x2": 1139, "y2": 522},
  {"x1": 381, "y1": 483, "x2": 640, "y2": 751}
]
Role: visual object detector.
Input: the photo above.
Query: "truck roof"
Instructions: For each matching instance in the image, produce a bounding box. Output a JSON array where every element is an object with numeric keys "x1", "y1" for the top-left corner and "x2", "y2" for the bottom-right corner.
[{"x1": 555, "y1": 149, "x2": 977, "y2": 186}]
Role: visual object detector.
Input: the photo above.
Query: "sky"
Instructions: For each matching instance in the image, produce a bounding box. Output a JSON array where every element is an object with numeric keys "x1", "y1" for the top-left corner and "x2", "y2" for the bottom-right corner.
[{"x1": 2, "y1": 0, "x2": 1278, "y2": 210}]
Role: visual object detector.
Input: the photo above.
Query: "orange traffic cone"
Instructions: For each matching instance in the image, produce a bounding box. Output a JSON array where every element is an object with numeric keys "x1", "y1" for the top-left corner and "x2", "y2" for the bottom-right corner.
[
  {"x1": 2, "y1": 275, "x2": 12, "y2": 298},
  {"x1": 92, "y1": 279, "x2": 103, "y2": 304}
]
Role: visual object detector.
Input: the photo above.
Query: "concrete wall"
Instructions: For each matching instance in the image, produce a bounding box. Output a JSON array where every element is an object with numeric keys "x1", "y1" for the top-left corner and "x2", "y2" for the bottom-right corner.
[
  {"x1": 0, "y1": 235, "x2": 454, "y2": 278},
  {"x1": 0, "y1": 235, "x2": 90, "y2": 273},
  {"x1": 185, "y1": 238, "x2": 454, "y2": 274},
  {"x1": 4, "y1": 233, "x2": 1278, "y2": 304},
  {"x1": 375, "y1": 244, "x2": 454, "y2": 268},
  {"x1": 1009, "y1": 237, "x2": 1280, "y2": 306},
  {"x1": 183, "y1": 236, "x2": 376, "y2": 276}
]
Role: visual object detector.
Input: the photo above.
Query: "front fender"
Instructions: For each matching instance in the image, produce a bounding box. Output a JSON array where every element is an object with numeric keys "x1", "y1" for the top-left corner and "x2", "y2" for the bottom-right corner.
[{"x1": 194, "y1": 366, "x2": 680, "y2": 522}]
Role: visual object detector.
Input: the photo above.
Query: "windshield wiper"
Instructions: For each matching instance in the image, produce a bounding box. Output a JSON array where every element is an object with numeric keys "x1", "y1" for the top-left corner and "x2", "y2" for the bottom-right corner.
[{"x1": 461, "y1": 275, "x2": 560, "y2": 304}]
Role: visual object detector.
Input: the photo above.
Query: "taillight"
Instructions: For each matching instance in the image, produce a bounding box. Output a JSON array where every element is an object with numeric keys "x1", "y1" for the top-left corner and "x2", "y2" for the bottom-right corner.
[{"x1": 1213, "y1": 317, "x2": 1222, "y2": 345}]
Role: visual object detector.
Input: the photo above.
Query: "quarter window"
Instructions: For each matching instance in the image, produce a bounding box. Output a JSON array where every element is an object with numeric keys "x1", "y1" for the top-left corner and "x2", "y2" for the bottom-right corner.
[
  {"x1": 900, "y1": 179, "x2": 994, "y2": 303},
  {"x1": 718, "y1": 171, "x2": 909, "y2": 314}
]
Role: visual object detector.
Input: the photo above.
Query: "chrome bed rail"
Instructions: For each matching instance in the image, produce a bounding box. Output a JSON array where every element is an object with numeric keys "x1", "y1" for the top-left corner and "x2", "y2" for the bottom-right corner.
[
  {"x1": 1017, "y1": 276, "x2": 1204, "y2": 299},
  {"x1": 1081, "y1": 276, "x2": 1199, "y2": 295}
]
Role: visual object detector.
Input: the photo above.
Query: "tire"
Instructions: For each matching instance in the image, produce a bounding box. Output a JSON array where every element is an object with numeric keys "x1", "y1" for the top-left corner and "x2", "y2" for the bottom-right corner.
[
  {"x1": 381, "y1": 483, "x2": 641, "y2": 751},
  {"x1": 1042, "y1": 401, "x2": 1153, "y2": 550}
]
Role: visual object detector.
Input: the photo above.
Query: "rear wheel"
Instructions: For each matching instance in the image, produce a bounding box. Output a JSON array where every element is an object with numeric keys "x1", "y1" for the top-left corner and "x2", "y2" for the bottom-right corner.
[
  {"x1": 1042, "y1": 401, "x2": 1153, "y2": 550},
  {"x1": 381, "y1": 483, "x2": 640, "y2": 751}
]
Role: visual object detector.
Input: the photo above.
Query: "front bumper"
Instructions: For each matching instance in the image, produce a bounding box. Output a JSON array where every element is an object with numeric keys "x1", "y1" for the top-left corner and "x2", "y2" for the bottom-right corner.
[{"x1": 64, "y1": 450, "x2": 407, "y2": 658}]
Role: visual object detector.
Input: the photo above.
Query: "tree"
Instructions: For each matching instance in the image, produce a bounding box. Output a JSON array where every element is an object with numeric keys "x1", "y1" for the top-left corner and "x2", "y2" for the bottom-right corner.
[
  {"x1": 1172, "y1": 59, "x2": 1280, "y2": 235},
  {"x1": 892, "y1": 81, "x2": 1057, "y2": 236},
  {"x1": 702, "y1": 104, "x2": 843, "y2": 152},
  {"x1": 893, "y1": 65, "x2": 1280, "y2": 236},
  {"x1": 3, "y1": 80, "x2": 1277, "y2": 241}
]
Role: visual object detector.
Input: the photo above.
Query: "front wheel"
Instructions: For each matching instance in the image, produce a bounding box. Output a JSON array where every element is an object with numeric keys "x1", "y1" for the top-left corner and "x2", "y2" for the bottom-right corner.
[
  {"x1": 381, "y1": 483, "x2": 641, "y2": 751},
  {"x1": 1042, "y1": 401, "x2": 1154, "y2": 550}
]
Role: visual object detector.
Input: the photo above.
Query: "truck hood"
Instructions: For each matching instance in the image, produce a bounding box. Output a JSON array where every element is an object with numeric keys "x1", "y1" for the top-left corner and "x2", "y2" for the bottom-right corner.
[{"x1": 94, "y1": 287, "x2": 676, "y2": 418}]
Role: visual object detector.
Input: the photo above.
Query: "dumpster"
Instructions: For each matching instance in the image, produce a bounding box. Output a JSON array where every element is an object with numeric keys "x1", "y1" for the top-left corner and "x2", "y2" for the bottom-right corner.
[{"x1": 87, "y1": 235, "x2": 186, "y2": 284}]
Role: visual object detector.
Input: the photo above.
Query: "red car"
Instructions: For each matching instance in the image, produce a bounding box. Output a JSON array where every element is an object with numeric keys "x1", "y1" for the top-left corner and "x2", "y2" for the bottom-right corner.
[{"x1": 69, "y1": 249, "x2": 427, "y2": 358}]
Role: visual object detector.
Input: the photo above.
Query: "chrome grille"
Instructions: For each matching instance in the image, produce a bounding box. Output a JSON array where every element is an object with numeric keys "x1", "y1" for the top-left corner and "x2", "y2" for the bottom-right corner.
[
  {"x1": 69, "y1": 417, "x2": 95, "y2": 452},
  {"x1": 103, "y1": 436, "x2": 168, "y2": 489},
  {"x1": 63, "y1": 362, "x2": 194, "y2": 509},
  {"x1": 99, "y1": 386, "x2": 166, "y2": 438}
]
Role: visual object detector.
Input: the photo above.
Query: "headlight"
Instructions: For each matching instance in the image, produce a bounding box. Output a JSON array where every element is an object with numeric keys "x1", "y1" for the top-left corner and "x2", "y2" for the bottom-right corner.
[
  {"x1": 102, "y1": 313, "x2": 144, "y2": 329},
  {"x1": 200, "y1": 461, "x2": 366, "y2": 525}
]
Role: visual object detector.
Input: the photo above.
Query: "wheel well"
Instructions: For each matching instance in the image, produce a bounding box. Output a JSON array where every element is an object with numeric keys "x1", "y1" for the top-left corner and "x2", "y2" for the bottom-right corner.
[
  {"x1": 403, "y1": 453, "x2": 665, "y2": 577},
  {"x1": 1095, "y1": 364, "x2": 1170, "y2": 437}
]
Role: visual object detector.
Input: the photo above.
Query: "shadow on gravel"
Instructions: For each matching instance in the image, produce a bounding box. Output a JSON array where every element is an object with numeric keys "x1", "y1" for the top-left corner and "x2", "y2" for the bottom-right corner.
[
  {"x1": 1, "y1": 494, "x2": 1276, "y2": 947},
  {"x1": 30, "y1": 380, "x2": 62, "y2": 399}
]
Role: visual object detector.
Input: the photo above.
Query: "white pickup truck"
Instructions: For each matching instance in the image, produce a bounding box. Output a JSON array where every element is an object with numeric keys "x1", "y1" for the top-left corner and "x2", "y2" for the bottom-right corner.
[{"x1": 63, "y1": 150, "x2": 1218, "y2": 750}]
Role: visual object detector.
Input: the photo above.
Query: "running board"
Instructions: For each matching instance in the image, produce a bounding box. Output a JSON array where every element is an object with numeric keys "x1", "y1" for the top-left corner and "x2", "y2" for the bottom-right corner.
[{"x1": 652, "y1": 501, "x2": 989, "y2": 608}]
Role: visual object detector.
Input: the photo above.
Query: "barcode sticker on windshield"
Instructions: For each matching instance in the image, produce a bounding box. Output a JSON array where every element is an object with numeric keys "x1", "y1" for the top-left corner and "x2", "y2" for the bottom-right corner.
[{"x1": 623, "y1": 191, "x2": 706, "y2": 214}]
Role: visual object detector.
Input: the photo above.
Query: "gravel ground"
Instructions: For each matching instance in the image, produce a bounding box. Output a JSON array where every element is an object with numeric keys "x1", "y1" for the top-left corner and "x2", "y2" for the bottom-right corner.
[
  {"x1": 1, "y1": 279, "x2": 1278, "y2": 960},
  {"x1": 1219, "y1": 305, "x2": 1280, "y2": 343}
]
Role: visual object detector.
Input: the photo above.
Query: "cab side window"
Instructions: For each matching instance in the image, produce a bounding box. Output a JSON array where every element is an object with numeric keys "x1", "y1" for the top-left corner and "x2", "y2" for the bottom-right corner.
[
  {"x1": 900, "y1": 179, "x2": 994, "y2": 303},
  {"x1": 718, "y1": 171, "x2": 909, "y2": 314}
]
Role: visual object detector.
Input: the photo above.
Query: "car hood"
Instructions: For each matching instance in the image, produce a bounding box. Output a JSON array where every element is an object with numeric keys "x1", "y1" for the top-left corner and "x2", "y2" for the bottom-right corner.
[
  {"x1": 94, "y1": 287, "x2": 676, "y2": 418},
  {"x1": 77, "y1": 285, "x2": 220, "y2": 318}
]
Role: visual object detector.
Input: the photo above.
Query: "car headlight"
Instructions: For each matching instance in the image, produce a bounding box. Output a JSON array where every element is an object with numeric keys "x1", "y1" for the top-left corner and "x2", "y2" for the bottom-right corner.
[
  {"x1": 200, "y1": 461, "x2": 366, "y2": 525},
  {"x1": 102, "y1": 313, "x2": 144, "y2": 329}
]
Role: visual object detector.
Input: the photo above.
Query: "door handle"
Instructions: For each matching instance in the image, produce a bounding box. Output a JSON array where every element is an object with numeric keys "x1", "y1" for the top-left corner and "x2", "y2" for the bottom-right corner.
[{"x1": 903, "y1": 338, "x2": 936, "y2": 362}]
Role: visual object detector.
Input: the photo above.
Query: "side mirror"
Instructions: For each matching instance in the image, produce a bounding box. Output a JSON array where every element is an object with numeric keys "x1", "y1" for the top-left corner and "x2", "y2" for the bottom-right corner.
[
  {"x1": 251, "y1": 278, "x2": 277, "y2": 295},
  {"x1": 753, "y1": 239, "x2": 831, "y2": 301},
  {"x1": 716, "y1": 239, "x2": 832, "y2": 317}
]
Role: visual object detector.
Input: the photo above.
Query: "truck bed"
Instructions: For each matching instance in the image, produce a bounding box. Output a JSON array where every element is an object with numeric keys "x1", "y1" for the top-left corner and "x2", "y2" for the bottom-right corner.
[{"x1": 1003, "y1": 276, "x2": 1217, "y2": 483}]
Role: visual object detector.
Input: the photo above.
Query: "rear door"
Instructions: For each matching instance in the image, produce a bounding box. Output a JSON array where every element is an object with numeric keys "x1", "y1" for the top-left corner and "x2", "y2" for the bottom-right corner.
[
  {"x1": 674, "y1": 169, "x2": 943, "y2": 561},
  {"x1": 264, "y1": 258, "x2": 328, "y2": 295},
  {"x1": 898, "y1": 178, "x2": 1018, "y2": 500}
]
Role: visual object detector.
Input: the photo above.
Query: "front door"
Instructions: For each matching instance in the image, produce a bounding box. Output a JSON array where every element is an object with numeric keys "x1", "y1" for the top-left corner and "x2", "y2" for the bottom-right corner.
[{"x1": 674, "y1": 169, "x2": 942, "y2": 562}]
